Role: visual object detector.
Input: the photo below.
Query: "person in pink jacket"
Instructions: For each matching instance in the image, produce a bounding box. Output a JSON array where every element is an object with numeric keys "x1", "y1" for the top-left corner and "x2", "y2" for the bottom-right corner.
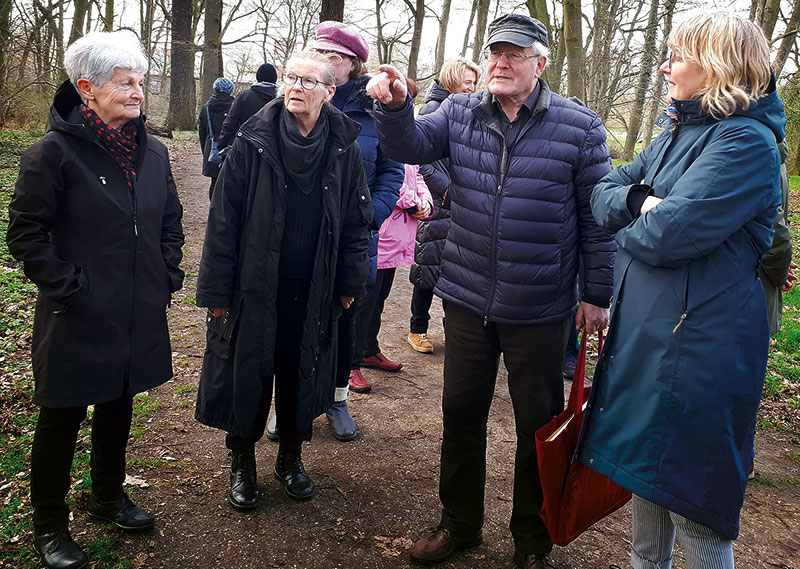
[{"x1": 352, "y1": 164, "x2": 432, "y2": 388}]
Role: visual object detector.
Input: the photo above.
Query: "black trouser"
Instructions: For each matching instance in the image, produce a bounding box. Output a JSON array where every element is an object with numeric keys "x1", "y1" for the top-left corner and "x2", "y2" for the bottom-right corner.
[
  {"x1": 438, "y1": 302, "x2": 569, "y2": 555},
  {"x1": 31, "y1": 395, "x2": 134, "y2": 532},
  {"x1": 335, "y1": 294, "x2": 359, "y2": 389},
  {"x1": 410, "y1": 285, "x2": 435, "y2": 334},
  {"x1": 352, "y1": 268, "x2": 396, "y2": 367},
  {"x1": 226, "y1": 277, "x2": 311, "y2": 449},
  {"x1": 209, "y1": 176, "x2": 218, "y2": 200}
]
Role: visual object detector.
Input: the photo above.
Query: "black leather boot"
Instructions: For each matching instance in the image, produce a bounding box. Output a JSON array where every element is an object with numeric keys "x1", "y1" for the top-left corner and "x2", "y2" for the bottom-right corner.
[
  {"x1": 33, "y1": 527, "x2": 88, "y2": 569},
  {"x1": 229, "y1": 447, "x2": 260, "y2": 510},
  {"x1": 274, "y1": 441, "x2": 315, "y2": 500}
]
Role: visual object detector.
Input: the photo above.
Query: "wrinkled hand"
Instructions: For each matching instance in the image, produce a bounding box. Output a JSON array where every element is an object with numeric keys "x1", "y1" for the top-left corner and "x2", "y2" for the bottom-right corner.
[
  {"x1": 210, "y1": 307, "x2": 228, "y2": 318},
  {"x1": 366, "y1": 64, "x2": 408, "y2": 109},
  {"x1": 575, "y1": 302, "x2": 609, "y2": 335},
  {"x1": 340, "y1": 296, "x2": 355, "y2": 309},
  {"x1": 640, "y1": 195, "x2": 663, "y2": 215},
  {"x1": 781, "y1": 261, "x2": 799, "y2": 292},
  {"x1": 410, "y1": 200, "x2": 432, "y2": 220}
]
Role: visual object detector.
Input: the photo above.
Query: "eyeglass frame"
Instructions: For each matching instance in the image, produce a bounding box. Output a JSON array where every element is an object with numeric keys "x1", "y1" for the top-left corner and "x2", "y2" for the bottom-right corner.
[
  {"x1": 483, "y1": 47, "x2": 541, "y2": 65},
  {"x1": 282, "y1": 72, "x2": 333, "y2": 90},
  {"x1": 665, "y1": 50, "x2": 684, "y2": 70}
]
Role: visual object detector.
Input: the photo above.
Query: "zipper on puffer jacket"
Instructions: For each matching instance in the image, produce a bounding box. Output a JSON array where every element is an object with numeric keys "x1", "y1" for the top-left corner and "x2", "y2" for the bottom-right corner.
[{"x1": 483, "y1": 123, "x2": 508, "y2": 326}]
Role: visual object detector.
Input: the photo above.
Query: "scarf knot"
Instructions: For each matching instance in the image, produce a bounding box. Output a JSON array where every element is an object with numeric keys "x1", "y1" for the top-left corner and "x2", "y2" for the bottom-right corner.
[{"x1": 79, "y1": 104, "x2": 139, "y2": 190}]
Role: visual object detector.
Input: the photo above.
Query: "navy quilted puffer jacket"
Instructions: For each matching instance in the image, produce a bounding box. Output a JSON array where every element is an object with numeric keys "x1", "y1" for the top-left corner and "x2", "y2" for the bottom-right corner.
[{"x1": 374, "y1": 81, "x2": 615, "y2": 324}]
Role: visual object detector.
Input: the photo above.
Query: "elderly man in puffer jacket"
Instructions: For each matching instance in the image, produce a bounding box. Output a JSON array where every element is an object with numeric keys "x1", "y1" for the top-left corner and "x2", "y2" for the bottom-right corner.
[{"x1": 368, "y1": 13, "x2": 615, "y2": 569}]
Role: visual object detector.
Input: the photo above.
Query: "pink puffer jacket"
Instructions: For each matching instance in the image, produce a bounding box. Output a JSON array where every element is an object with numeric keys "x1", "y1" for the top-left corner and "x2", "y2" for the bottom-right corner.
[{"x1": 377, "y1": 164, "x2": 432, "y2": 269}]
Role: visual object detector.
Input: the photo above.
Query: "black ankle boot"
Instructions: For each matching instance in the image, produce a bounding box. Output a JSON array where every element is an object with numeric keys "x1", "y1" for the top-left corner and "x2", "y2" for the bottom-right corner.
[
  {"x1": 274, "y1": 441, "x2": 315, "y2": 500},
  {"x1": 33, "y1": 527, "x2": 88, "y2": 569},
  {"x1": 229, "y1": 447, "x2": 260, "y2": 510}
]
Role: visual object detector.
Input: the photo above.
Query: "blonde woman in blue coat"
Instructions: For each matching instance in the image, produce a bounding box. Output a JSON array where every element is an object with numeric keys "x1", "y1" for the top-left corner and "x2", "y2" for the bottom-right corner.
[{"x1": 580, "y1": 13, "x2": 785, "y2": 569}]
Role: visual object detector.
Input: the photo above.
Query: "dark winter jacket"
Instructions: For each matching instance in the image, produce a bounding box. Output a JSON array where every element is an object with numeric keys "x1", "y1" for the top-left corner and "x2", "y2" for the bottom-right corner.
[
  {"x1": 195, "y1": 99, "x2": 372, "y2": 438},
  {"x1": 335, "y1": 76, "x2": 403, "y2": 288},
  {"x1": 6, "y1": 80, "x2": 185, "y2": 407},
  {"x1": 374, "y1": 81, "x2": 615, "y2": 324},
  {"x1": 199, "y1": 92, "x2": 234, "y2": 178},
  {"x1": 410, "y1": 80, "x2": 453, "y2": 290},
  {"x1": 217, "y1": 83, "x2": 278, "y2": 149},
  {"x1": 578, "y1": 84, "x2": 786, "y2": 539}
]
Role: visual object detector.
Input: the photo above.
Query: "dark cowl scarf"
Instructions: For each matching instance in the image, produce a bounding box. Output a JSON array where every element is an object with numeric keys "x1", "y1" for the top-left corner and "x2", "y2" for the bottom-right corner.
[
  {"x1": 79, "y1": 104, "x2": 139, "y2": 190},
  {"x1": 278, "y1": 105, "x2": 330, "y2": 194}
]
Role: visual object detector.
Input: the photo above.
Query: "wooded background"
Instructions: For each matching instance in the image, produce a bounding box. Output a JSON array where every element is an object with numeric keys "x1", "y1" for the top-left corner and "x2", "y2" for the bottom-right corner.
[{"x1": 3, "y1": 0, "x2": 800, "y2": 166}]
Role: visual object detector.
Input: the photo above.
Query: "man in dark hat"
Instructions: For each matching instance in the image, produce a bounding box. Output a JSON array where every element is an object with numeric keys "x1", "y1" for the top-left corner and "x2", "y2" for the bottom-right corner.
[
  {"x1": 217, "y1": 62, "x2": 278, "y2": 150},
  {"x1": 367, "y1": 13, "x2": 615, "y2": 569}
]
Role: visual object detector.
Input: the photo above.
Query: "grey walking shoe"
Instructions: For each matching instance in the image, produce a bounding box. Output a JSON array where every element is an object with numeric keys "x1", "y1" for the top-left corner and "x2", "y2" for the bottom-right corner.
[
  {"x1": 266, "y1": 412, "x2": 279, "y2": 441},
  {"x1": 326, "y1": 400, "x2": 358, "y2": 441}
]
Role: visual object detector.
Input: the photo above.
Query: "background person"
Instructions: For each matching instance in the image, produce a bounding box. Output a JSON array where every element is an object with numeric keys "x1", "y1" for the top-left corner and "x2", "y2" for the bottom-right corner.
[
  {"x1": 198, "y1": 77, "x2": 234, "y2": 198},
  {"x1": 368, "y1": 13, "x2": 615, "y2": 569},
  {"x1": 579, "y1": 13, "x2": 785, "y2": 569},
  {"x1": 408, "y1": 58, "x2": 481, "y2": 354},
  {"x1": 195, "y1": 51, "x2": 371, "y2": 509},
  {"x1": 311, "y1": 20, "x2": 403, "y2": 438},
  {"x1": 217, "y1": 62, "x2": 278, "y2": 151},
  {"x1": 6, "y1": 30, "x2": 185, "y2": 569}
]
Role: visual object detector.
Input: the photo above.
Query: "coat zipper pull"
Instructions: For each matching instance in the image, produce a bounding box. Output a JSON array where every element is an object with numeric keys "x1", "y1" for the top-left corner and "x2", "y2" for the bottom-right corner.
[{"x1": 672, "y1": 312, "x2": 687, "y2": 333}]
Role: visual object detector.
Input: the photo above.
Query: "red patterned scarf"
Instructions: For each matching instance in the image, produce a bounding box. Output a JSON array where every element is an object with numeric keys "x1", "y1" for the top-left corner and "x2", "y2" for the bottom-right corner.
[{"x1": 79, "y1": 104, "x2": 139, "y2": 190}]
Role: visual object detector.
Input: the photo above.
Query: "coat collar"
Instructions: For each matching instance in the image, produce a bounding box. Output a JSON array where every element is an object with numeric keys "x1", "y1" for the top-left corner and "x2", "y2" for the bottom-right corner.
[{"x1": 473, "y1": 79, "x2": 552, "y2": 126}]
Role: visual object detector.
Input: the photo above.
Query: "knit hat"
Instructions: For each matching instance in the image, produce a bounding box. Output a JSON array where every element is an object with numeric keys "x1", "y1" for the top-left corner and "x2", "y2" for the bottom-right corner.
[
  {"x1": 312, "y1": 21, "x2": 369, "y2": 63},
  {"x1": 256, "y1": 63, "x2": 277, "y2": 83},
  {"x1": 213, "y1": 77, "x2": 234, "y2": 95}
]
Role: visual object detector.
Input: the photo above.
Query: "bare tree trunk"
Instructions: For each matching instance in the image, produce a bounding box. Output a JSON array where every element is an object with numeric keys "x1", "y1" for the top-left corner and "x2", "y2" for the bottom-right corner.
[
  {"x1": 167, "y1": 0, "x2": 196, "y2": 130},
  {"x1": 68, "y1": 0, "x2": 91, "y2": 45},
  {"x1": 405, "y1": 0, "x2": 424, "y2": 78},
  {"x1": 758, "y1": 0, "x2": 781, "y2": 40},
  {"x1": 642, "y1": 0, "x2": 676, "y2": 149},
  {"x1": 623, "y1": 0, "x2": 660, "y2": 160},
  {"x1": 319, "y1": 0, "x2": 344, "y2": 22},
  {"x1": 201, "y1": 0, "x2": 223, "y2": 105},
  {"x1": 750, "y1": 0, "x2": 763, "y2": 21},
  {"x1": 461, "y1": 0, "x2": 477, "y2": 58},
  {"x1": 471, "y1": 0, "x2": 489, "y2": 64},
  {"x1": 526, "y1": 0, "x2": 560, "y2": 89},
  {"x1": 104, "y1": 0, "x2": 114, "y2": 31},
  {"x1": 774, "y1": 0, "x2": 800, "y2": 77},
  {"x1": 563, "y1": 0, "x2": 583, "y2": 98},
  {"x1": 434, "y1": 0, "x2": 452, "y2": 75}
]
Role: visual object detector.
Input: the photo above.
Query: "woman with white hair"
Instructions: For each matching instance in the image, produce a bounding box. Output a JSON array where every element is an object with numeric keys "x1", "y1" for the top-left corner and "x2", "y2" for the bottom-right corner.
[
  {"x1": 580, "y1": 13, "x2": 786, "y2": 568},
  {"x1": 7, "y1": 30, "x2": 184, "y2": 569}
]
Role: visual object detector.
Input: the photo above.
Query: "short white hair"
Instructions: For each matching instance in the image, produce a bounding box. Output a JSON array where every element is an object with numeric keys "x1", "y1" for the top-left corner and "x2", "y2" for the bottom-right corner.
[
  {"x1": 531, "y1": 41, "x2": 549, "y2": 60},
  {"x1": 64, "y1": 30, "x2": 149, "y2": 89}
]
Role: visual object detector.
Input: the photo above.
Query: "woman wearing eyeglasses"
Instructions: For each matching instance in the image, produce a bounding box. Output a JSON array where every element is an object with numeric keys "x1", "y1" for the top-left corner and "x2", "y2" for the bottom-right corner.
[
  {"x1": 310, "y1": 20, "x2": 404, "y2": 441},
  {"x1": 195, "y1": 50, "x2": 372, "y2": 509},
  {"x1": 579, "y1": 13, "x2": 785, "y2": 568}
]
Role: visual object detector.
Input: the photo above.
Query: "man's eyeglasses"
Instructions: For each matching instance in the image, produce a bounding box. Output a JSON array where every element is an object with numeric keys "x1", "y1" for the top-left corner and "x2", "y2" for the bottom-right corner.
[
  {"x1": 483, "y1": 48, "x2": 540, "y2": 65},
  {"x1": 282, "y1": 73, "x2": 331, "y2": 90},
  {"x1": 317, "y1": 51, "x2": 344, "y2": 64}
]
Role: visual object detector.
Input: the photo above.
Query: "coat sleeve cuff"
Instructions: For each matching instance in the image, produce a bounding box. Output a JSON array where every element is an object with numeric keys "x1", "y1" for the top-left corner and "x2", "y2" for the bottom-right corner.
[{"x1": 626, "y1": 184, "x2": 654, "y2": 217}]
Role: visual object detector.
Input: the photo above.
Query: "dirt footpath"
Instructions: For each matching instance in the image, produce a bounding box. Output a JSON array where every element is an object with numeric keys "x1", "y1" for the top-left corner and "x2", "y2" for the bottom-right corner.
[{"x1": 61, "y1": 134, "x2": 800, "y2": 569}]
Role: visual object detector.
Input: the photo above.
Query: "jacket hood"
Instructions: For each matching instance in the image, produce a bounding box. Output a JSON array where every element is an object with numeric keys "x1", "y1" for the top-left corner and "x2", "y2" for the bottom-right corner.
[
  {"x1": 250, "y1": 83, "x2": 278, "y2": 100},
  {"x1": 48, "y1": 80, "x2": 87, "y2": 136},
  {"x1": 425, "y1": 80, "x2": 452, "y2": 104},
  {"x1": 671, "y1": 75, "x2": 786, "y2": 142},
  {"x1": 207, "y1": 92, "x2": 234, "y2": 112},
  {"x1": 239, "y1": 97, "x2": 362, "y2": 157}
]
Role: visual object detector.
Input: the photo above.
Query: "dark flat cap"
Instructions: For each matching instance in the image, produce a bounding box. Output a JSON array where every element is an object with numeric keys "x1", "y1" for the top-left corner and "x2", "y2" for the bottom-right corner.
[{"x1": 486, "y1": 13, "x2": 549, "y2": 48}]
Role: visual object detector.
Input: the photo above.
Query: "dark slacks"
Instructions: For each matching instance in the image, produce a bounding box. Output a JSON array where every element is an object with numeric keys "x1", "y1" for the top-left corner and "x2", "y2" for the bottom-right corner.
[
  {"x1": 335, "y1": 294, "x2": 359, "y2": 388},
  {"x1": 410, "y1": 285, "x2": 435, "y2": 334},
  {"x1": 31, "y1": 395, "x2": 134, "y2": 531},
  {"x1": 226, "y1": 277, "x2": 311, "y2": 449},
  {"x1": 352, "y1": 267, "x2": 396, "y2": 366},
  {"x1": 438, "y1": 302, "x2": 569, "y2": 555}
]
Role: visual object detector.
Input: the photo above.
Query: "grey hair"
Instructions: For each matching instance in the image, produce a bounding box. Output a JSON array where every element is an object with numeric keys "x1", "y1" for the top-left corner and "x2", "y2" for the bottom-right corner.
[
  {"x1": 286, "y1": 50, "x2": 336, "y2": 86},
  {"x1": 64, "y1": 30, "x2": 149, "y2": 91},
  {"x1": 531, "y1": 41, "x2": 550, "y2": 62}
]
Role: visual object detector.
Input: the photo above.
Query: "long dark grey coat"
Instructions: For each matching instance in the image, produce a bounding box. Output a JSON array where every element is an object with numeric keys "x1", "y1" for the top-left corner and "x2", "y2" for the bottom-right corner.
[
  {"x1": 6, "y1": 80, "x2": 185, "y2": 407},
  {"x1": 194, "y1": 99, "x2": 372, "y2": 439}
]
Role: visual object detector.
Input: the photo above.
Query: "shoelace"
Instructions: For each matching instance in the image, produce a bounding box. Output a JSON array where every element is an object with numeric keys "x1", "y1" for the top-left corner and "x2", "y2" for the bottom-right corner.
[{"x1": 418, "y1": 333, "x2": 429, "y2": 342}]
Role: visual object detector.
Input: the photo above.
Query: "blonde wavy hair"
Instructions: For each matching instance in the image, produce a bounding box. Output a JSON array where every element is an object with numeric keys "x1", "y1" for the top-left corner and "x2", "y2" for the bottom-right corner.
[
  {"x1": 669, "y1": 13, "x2": 772, "y2": 118},
  {"x1": 439, "y1": 58, "x2": 482, "y2": 93}
]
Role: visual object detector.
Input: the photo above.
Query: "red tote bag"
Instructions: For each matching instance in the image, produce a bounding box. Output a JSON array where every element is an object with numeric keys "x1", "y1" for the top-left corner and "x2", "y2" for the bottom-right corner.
[{"x1": 535, "y1": 334, "x2": 631, "y2": 546}]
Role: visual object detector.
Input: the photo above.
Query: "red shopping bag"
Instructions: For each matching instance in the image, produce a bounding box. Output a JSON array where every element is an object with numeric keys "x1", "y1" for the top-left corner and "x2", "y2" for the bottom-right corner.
[{"x1": 535, "y1": 334, "x2": 630, "y2": 546}]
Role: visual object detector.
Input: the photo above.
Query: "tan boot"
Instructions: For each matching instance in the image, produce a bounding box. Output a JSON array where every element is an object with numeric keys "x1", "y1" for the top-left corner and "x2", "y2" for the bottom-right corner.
[{"x1": 408, "y1": 333, "x2": 434, "y2": 354}]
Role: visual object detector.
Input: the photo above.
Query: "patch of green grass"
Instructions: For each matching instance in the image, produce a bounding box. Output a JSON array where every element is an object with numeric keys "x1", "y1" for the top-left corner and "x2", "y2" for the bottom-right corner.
[
  {"x1": 127, "y1": 457, "x2": 170, "y2": 468},
  {"x1": 758, "y1": 418, "x2": 800, "y2": 435},
  {"x1": 132, "y1": 393, "x2": 162, "y2": 418},
  {"x1": 787, "y1": 451, "x2": 800, "y2": 463},
  {"x1": 86, "y1": 535, "x2": 132, "y2": 569},
  {"x1": 174, "y1": 384, "x2": 193, "y2": 394},
  {"x1": 182, "y1": 293, "x2": 197, "y2": 305},
  {"x1": 788, "y1": 174, "x2": 800, "y2": 192},
  {"x1": 178, "y1": 400, "x2": 192, "y2": 408},
  {"x1": 750, "y1": 475, "x2": 775, "y2": 487}
]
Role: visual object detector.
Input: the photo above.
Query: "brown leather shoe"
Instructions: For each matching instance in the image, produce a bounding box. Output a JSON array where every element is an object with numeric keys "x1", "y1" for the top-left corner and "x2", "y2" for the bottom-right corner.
[
  {"x1": 513, "y1": 549, "x2": 556, "y2": 569},
  {"x1": 410, "y1": 526, "x2": 482, "y2": 565}
]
